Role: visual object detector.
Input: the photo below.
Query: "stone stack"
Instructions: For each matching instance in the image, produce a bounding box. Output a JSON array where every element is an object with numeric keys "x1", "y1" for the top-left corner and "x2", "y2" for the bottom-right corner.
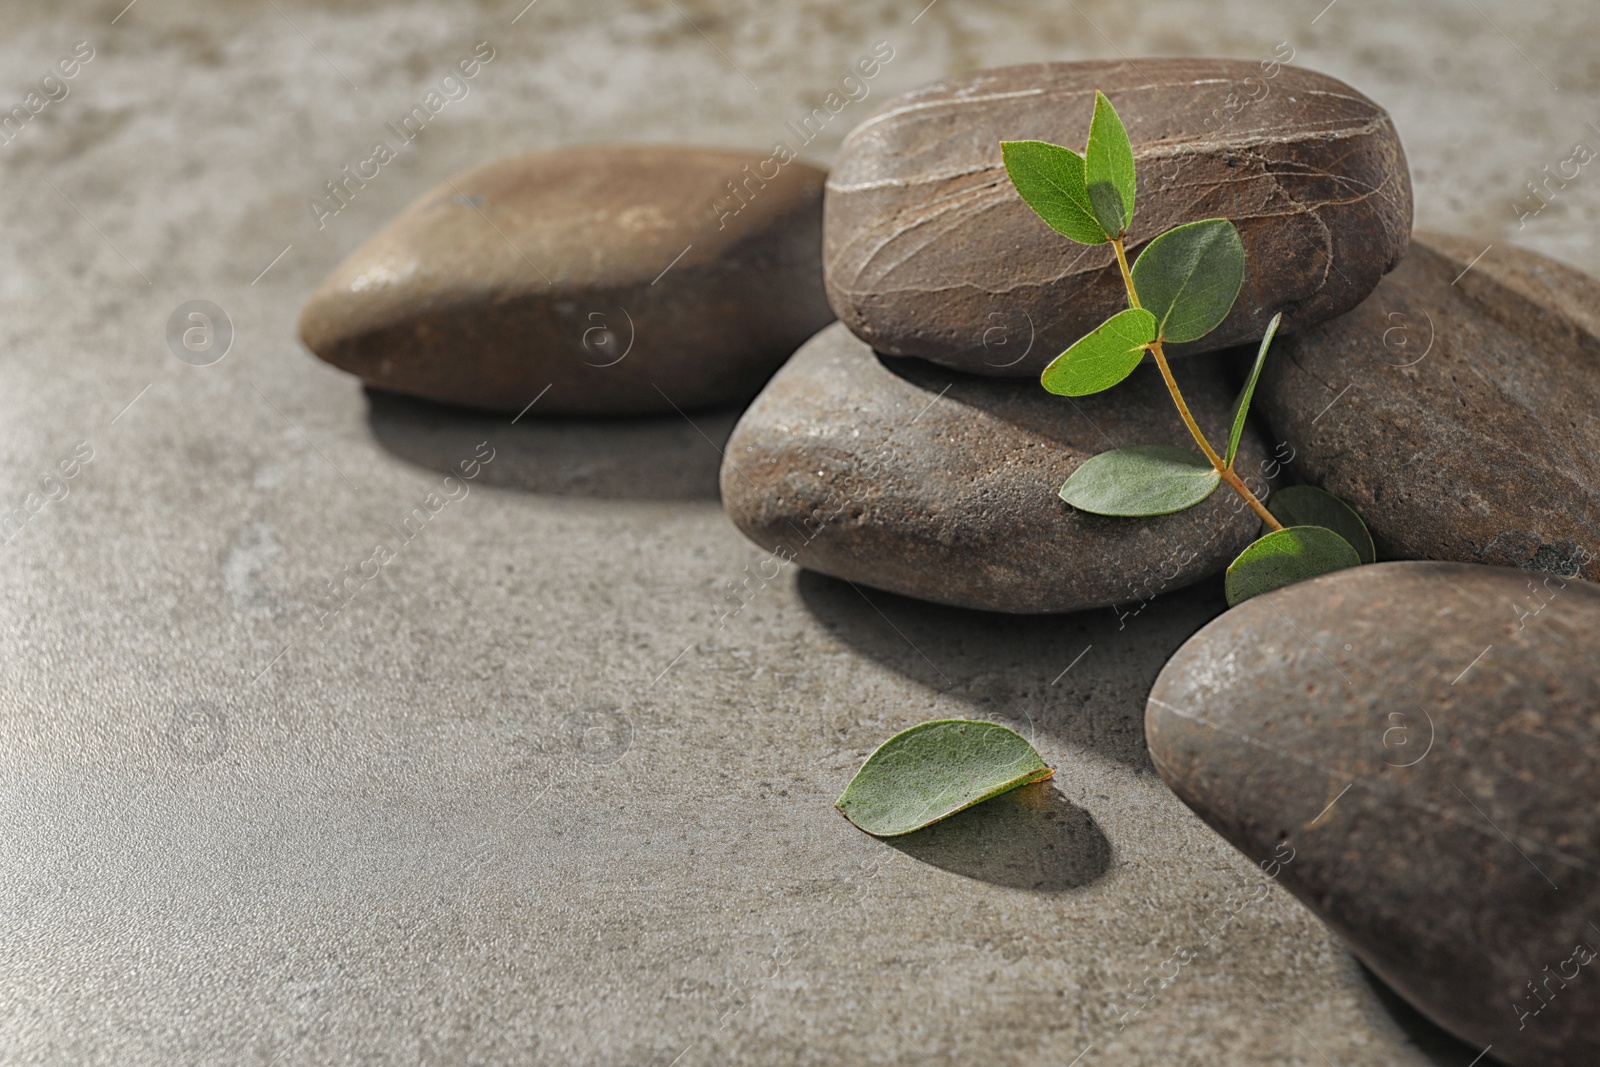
[
  {"x1": 291, "y1": 55, "x2": 1600, "y2": 1060},
  {"x1": 722, "y1": 58, "x2": 1413, "y2": 613}
]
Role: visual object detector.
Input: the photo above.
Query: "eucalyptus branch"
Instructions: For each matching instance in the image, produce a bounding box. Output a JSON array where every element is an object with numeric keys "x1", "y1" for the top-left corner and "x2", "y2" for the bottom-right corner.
[{"x1": 1001, "y1": 89, "x2": 1370, "y2": 605}]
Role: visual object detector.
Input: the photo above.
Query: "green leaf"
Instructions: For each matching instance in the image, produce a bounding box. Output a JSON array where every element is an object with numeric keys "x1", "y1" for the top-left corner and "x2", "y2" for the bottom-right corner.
[
  {"x1": 1267, "y1": 485, "x2": 1376, "y2": 564},
  {"x1": 1225, "y1": 525, "x2": 1361, "y2": 606},
  {"x1": 1060, "y1": 444, "x2": 1221, "y2": 517},
  {"x1": 836, "y1": 719, "x2": 1054, "y2": 837},
  {"x1": 1084, "y1": 90, "x2": 1136, "y2": 237},
  {"x1": 1130, "y1": 218, "x2": 1246, "y2": 343},
  {"x1": 1000, "y1": 140, "x2": 1109, "y2": 246},
  {"x1": 1225, "y1": 311, "x2": 1282, "y2": 467},
  {"x1": 1040, "y1": 308, "x2": 1156, "y2": 397}
]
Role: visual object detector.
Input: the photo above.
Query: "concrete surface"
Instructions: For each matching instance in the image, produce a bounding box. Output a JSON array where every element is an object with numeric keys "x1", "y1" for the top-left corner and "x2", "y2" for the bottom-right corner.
[{"x1": 0, "y1": 1, "x2": 1589, "y2": 1063}]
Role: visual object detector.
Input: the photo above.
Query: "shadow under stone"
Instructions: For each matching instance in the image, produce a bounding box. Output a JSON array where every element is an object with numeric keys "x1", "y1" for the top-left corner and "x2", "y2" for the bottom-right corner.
[
  {"x1": 886, "y1": 780, "x2": 1112, "y2": 892},
  {"x1": 364, "y1": 387, "x2": 739, "y2": 501},
  {"x1": 795, "y1": 568, "x2": 1229, "y2": 771},
  {"x1": 1358, "y1": 962, "x2": 1505, "y2": 1066}
]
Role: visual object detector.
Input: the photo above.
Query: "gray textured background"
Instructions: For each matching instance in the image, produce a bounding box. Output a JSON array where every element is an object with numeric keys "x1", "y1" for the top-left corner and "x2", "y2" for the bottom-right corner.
[{"x1": 0, "y1": 1, "x2": 1586, "y2": 1063}]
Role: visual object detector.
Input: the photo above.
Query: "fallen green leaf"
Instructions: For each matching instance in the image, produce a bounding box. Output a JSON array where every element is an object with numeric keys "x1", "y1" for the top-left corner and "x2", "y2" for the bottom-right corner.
[
  {"x1": 836, "y1": 719, "x2": 1054, "y2": 837},
  {"x1": 1060, "y1": 444, "x2": 1221, "y2": 516},
  {"x1": 1130, "y1": 218, "x2": 1245, "y2": 343},
  {"x1": 1267, "y1": 485, "x2": 1376, "y2": 564},
  {"x1": 1225, "y1": 525, "x2": 1361, "y2": 606},
  {"x1": 1040, "y1": 307, "x2": 1157, "y2": 397},
  {"x1": 1226, "y1": 311, "x2": 1282, "y2": 468},
  {"x1": 1000, "y1": 139, "x2": 1108, "y2": 246},
  {"x1": 1084, "y1": 90, "x2": 1136, "y2": 237}
]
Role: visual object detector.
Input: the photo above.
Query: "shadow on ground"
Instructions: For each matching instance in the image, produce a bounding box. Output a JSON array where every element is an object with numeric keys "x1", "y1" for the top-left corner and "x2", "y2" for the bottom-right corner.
[
  {"x1": 1359, "y1": 963, "x2": 1506, "y2": 1065},
  {"x1": 885, "y1": 780, "x2": 1112, "y2": 891},
  {"x1": 796, "y1": 568, "x2": 1229, "y2": 771},
  {"x1": 364, "y1": 388, "x2": 739, "y2": 501}
]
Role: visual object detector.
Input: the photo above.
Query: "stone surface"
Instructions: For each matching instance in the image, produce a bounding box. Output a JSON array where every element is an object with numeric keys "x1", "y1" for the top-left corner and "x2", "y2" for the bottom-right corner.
[
  {"x1": 298, "y1": 145, "x2": 833, "y2": 414},
  {"x1": 1146, "y1": 561, "x2": 1600, "y2": 1066},
  {"x1": 2, "y1": 0, "x2": 1590, "y2": 1063},
  {"x1": 824, "y1": 58, "x2": 1412, "y2": 378},
  {"x1": 1258, "y1": 232, "x2": 1600, "y2": 582},
  {"x1": 720, "y1": 322, "x2": 1270, "y2": 614}
]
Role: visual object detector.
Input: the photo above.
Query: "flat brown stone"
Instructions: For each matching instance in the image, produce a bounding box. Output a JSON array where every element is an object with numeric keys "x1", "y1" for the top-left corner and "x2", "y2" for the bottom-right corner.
[
  {"x1": 824, "y1": 58, "x2": 1412, "y2": 378},
  {"x1": 1146, "y1": 561, "x2": 1600, "y2": 1066},
  {"x1": 299, "y1": 145, "x2": 833, "y2": 414},
  {"x1": 719, "y1": 322, "x2": 1269, "y2": 614},
  {"x1": 1257, "y1": 232, "x2": 1600, "y2": 581}
]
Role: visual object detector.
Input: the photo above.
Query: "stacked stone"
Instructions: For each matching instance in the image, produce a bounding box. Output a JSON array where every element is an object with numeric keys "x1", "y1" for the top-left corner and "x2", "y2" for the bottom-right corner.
[
  {"x1": 294, "y1": 63, "x2": 1600, "y2": 1060},
  {"x1": 722, "y1": 58, "x2": 1414, "y2": 614},
  {"x1": 723, "y1": 62, "x2": 1600, "y2": 1063}
]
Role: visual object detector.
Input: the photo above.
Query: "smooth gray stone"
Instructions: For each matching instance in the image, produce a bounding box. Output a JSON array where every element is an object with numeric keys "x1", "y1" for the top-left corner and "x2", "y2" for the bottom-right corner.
[
  {"x1": 1258, "y1": 233, "x2": 1600, "y2": 581},
  {"x1": 720, "y1": 322, "x2": 1270, "y2": 614},
  {"x1": 299, "y1": 145, "x2": 833, "y2": 414},
  {"x1": 1148, "y1": 561, "x2": 1600, "y2": 1066},
  {"x1": 824, "y1": 58, "x2": 1412, "y2": 378}
]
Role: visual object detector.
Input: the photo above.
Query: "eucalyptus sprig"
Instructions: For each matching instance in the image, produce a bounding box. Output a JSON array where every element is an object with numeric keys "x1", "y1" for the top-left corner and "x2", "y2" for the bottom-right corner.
[{"x1": 1001, "y1": 91, "x2": 1372, "y2": 604}]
